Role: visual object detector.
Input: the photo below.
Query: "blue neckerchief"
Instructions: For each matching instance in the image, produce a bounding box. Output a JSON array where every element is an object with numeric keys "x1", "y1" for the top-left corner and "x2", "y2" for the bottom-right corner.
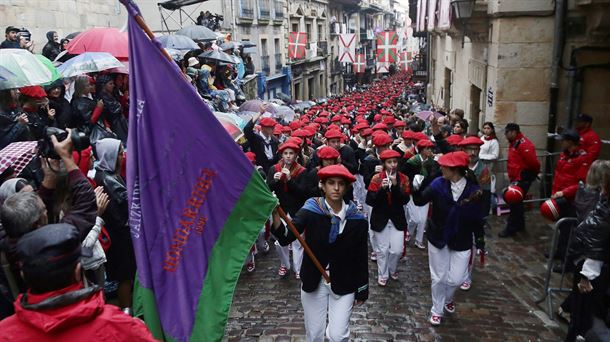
[
  {"x1": 430, "y1": 178, "x2": 480, "y2": 242},
  {"x1": 302, "y1": 197, "x2": 365, "y2": 243}
]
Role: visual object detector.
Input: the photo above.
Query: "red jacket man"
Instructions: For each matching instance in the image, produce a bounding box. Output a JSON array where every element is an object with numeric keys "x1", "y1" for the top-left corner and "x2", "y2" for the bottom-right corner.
[
  {"x1": 0, "y1": 224, "x2": 156, "y2": 342},
  {"x1": 574, "y1": 114, "x2": 601, "y2": 164},
  {"x1": 551, "y1": 130, "x2": 590, "y2": 202},
  {"x1": 506, "y1": 128, "x2": 541, "y2": 182}
]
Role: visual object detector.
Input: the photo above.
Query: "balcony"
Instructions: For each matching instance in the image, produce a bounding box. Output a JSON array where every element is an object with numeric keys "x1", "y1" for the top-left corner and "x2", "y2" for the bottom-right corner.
[
  {"x1": 259, "y1": 8, "x2": 271, "y2": 20},
  {"x1": 261, "y1": 55, "x2": 270, "y2": 75},
  {"x1": 317, "y1": 41, "x2": 328, "y2": 56},
  {"x1": 274, "y1": 53, "x2": 282, "y2": 71}
]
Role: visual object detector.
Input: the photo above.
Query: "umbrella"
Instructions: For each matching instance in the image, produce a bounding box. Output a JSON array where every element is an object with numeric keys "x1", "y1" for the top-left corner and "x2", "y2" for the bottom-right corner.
[
  {"x1": 0, "y1": 49, "x2": 53, "y2": 90},
  {"x1": 415, "y1": 110, "x2": 443, "y2": 121},
  {"x1": 220, "y1": 42, "x2": 237, "y2": 51},
  {"x1": 0, "y1": 66, "x2": 16, "y2": 81},
  {"x1": 198, "y1": 50, "x2": 237, "y2": 64},
  {"x1": 275, "y1": 105, "x2": 296, "y2": 122},
  {"x1": 164, "y1": 48, "x2": 185, "y2": 61},
  {"x1": 56, "y1": 52, "x2": 124, "y2": 77},
  {"x1": 65, "y1": 31, "x2": 81, "y2": 39},
  {"x1": 239, "y1": 41, "x2": 256, "y2": 48},
  {"x1": 176, "y1": 25, "x2": 217, "y2": 42},
  {"x1": 54, "y1": 50, "x2": 78, "y2": 63},
  {"x1": 213, "y1": 112, "x2": 243, "y2": 141},
  {"x1": 106, "y1": 61, "x2": 129, "y2": 74},
  {"x1": 156, "y1": 35, "x2": 198, "y2": 51},
  {"x1": 66, "y1": 27, "x2": 129, "y2": 60},
  {"x1": 239, "y1": 99, "x2": 277, "y2": 114},
  {"x1": 0, "y1": 141, "x2": 38, "y2": 176},
  {"x1": 35, "y1": 55, "x2": 61, "y2": 85}
]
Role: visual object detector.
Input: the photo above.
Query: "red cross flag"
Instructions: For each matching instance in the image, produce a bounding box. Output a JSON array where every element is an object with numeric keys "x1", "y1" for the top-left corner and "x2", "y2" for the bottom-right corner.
[
  {"x1": 375, "y1": 31, "x2": 398, "y2": 63},
  {"x1": 398, "y1": 52, "x2": 409, "y2": 71},
  {"x1": 288, "y1": 32, "x2": 307, "y2": 59},
  {"x1": 376, "y1": 61, "x2": 390, "y2": 74},
  {"x1": 353, "y1": 54, "x2": 366, "y2": 74},
  {"x1": 338, "y1": 33, "x2": 356, "y2": 63}
]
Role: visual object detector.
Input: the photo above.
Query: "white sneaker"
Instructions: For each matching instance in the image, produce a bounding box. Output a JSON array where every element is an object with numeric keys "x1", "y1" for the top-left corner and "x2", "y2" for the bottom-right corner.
[
  {"x1": 370, "y1": 251, "x2": 377, "y2": 261},
  {"x1": 460, "y1": 282, "x2": 471, "y2": 291},
  {"x1": 414, "y1": 241, "x2": 426, "y2": 250},
  {"x1": 429, "y1": 314, "x2": 441, "y2": 326},
  {"x1": 444, "y1": 302, "x2": 455, "y2": 314}
]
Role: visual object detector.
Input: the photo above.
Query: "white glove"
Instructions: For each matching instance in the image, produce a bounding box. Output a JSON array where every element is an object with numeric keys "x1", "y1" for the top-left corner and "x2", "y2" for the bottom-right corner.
[{"x1": 413, "y1": 174, "x2": 424, "y2": 191}]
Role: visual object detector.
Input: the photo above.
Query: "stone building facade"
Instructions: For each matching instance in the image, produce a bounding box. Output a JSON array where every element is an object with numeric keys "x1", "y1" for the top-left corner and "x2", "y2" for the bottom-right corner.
[
  {"x1": 414, "y1": 0, "x2": 610, "y2": 156},
  {"x1": 0, "y1": 0, "x2": 126, "y2": 51}
]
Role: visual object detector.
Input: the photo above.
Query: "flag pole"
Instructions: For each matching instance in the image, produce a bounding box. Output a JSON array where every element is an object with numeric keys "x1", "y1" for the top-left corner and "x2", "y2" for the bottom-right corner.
[
  {"x1": 276, "y1": 206, "x2": 331, "y2": 284},
  {"x1": 120, "y1": 0, "x2": 173, "y2": 62}
]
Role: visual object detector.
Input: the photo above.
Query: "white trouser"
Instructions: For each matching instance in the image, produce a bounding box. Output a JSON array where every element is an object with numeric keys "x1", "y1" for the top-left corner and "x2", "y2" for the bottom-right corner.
[
  {"x1": 407, "y1": 201, "x2": 428, "y2": 244},
  {"x1": 354, "y1": 175, "x2": 366, "y2": 208},
  {"x1": 428, "y1": 243, "x2": 471, "y2": 316},
  {"x1": 374, "y1": 220, "x2": 404, "y2": 280},
  {"x1": 292, "y1": 236, "x2": 304, "y2": 273},
  {"x1": 364, "y1": 204, "x2": 378, "y2": 254},
  {"x1": 248, "y1": 227, "x2": 268, "y2": 264},
  {"x1": 301, "y1": 279, "x2": 354, "y2": 342},
  {"x1": 274, "y1": 241, "x2": 291, "y2": 269}
]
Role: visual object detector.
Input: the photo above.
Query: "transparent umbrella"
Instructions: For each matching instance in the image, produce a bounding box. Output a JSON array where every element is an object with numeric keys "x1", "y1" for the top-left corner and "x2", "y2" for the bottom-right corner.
[
  {"x1": 0, "y1": 49, "x2": 53, "y2": 90},
  {"x1": 57, "y1": 52, "x2": 124, "y2": 77}
]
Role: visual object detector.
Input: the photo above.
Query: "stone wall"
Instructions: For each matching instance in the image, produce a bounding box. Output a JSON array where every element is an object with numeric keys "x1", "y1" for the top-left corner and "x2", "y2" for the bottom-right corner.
[{"x1": 0, "y1": 0, "x2": 126, "y2": 52}]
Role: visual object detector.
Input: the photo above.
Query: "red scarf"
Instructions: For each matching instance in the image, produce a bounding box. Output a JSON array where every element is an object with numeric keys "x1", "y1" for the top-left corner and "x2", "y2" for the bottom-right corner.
[{"x1": 274, "y1": 162, "x2": 305, "y2": 192}]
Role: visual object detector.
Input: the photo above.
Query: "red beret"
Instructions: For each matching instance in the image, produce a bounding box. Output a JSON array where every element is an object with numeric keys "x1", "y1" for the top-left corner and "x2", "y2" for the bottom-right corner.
[
  {"x1": 383, "y1": 116, "x2": 396, "y2": 125},
  {"x1": 412, "y1": 132, "x2": 429, "y2": 141},
  {"x1": 379, "y1": 149, "x2": 401, "y2": 161},
  {"x1": 318, "y1": 164, "x2": 356, "y2": 183},
  {"x1": 273, "y1": 125, "x2": 283, "y2": 135},
  {"x1": 445, "y1": 134, "x2": 464, "y2": 146},
  {"x1": 354, "y1": 123, "x2": 369, "y2": 131},
  {"x1": 278, "y1": 141, "x2": 300, "y2": 153},
  {"x1": 286, "y1": 137, "x2": 303, "y2": 146},
  {"x1": 319, "y1": 111, "x2": 330, "y2": 117},
  {"x1": 293, "y1": 129, "x2": 308, "y2": 138},
  {"x1": 361, "y1": 128, "x2": 373, "y2": 137},
  {"x1": 373, "y1": 114, "x2": 382, "y2": 122},
  {"x1": 416, "y1": 139, "x2": 435, "y2": 149},
  {"x1": 393, "y1": 121, "x2": 406, "y2": 128},
  {"x1": 324, "y1": 129, "x2": 343, "y2": 140},
  {"x1": 289, "y1": 121, "x2": 302, "y2": 130},
  {"x1": 372, "y1": 123, "x2": 388, "y2": 132},
  {"x1": 259, "y1": 117, "x2": 277, "y2": 127},
  {"x1": 245, "y1": 151, "x2": 256, "y2": 163},
  {"x1": 20, "y1": 85, "x2": 47, "y2": 99},
  {"x1": 282, "y1": 126, "x2": 292, "y2": 133},
  {"x1": 314, "y1": 117, "x2": 329, "y2": 124},
  {"x1": 457, "y1": 136, "x2": 484, "y2": 147},
  {"x1": 341, "y1": 117, "x2": 351, "y2": 125},
  {"x1": 317, "y1": 146, "x2": 340, "y2": 160},
  {"x1": 372, "y1": 133, "x2": 393, "y2": 147},
  {"x1": 402, "y1": 130, "x2": 415, "y2": 140},
  {"x1": 438, "y1": 151, "x2": 470, "y2": 168},
  {"x1": 331, "y1": 115, "x2": 342, "y2": 122}
]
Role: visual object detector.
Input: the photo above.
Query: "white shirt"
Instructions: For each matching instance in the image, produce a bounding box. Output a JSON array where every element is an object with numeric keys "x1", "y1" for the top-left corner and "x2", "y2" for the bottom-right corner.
[
  {"x1": 451, "y1": 177, "x2": 467, "y2": 202},
  {"x1": 479, "y1": 137, "x2": 500, "y2": 161},
  {"x1": 581, "y1": 258, "x2": 604, "y2": 280},
  {"x1": 260, "y1": 132, "x2": 274, "y2": 160},
  {"x1": 326, "y1": 199, "x2": 348, "y2": 235}
]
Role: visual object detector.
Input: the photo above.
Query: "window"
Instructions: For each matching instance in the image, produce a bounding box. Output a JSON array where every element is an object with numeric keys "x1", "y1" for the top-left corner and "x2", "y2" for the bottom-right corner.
[
  {"x1": 318, "y1": 24, "x2": 323, "y2": 42},
  {"x1": 292, "y1": 22, "x2": 299, "y2": 32},
  {"x1": 306, "y1": 23, "x2": 312, "y2": 39},
  {"x1": 240, "y1": 0, "x2": 254, "y2": 18},
  {"x1": 274, "y1": 38, "x2": 281, "y2": 71},
  {"x1": 259, "y1": 0, "x2": 270, "y2": 19},
  {"x1": 274, "y1": 0, "x2": 284, "y2": 19}
]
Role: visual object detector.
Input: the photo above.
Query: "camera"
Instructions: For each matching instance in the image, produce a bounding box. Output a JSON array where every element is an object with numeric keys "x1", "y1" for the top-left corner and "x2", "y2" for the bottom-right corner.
[{"x1": 38, "y1": 127, "x2": 90, "y2": 159}]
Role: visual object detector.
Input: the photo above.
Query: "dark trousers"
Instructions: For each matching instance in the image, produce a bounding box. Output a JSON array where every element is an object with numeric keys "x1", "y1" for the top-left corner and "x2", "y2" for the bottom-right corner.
[
  {"x1": 506, "y1": 179, "x2": 532, "y2": 233},
  {"x1": 566, "y1": 262, "x2": 610, "y2": 341}
]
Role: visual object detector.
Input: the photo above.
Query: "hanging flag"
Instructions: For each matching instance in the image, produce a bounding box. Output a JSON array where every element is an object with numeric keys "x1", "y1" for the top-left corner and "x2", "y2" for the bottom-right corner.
[
  {"x1": 288, "y1": 32, "x2": 307, "y2": 59},
  {"x1": 376, "y1": 31, "x2": 398, "y2": 63},
  {"x1": 398, "y1": 52, "x2": 409, "y2": 71},
  {"x1": 338, "y1": 33, "x2": 356, "y2": 63},
  {"x1": 376, "y1": 61, "x2": 390, "y2": 74},
  {"x1": 353, "y1": 54, "x2": 366, "y2": 74},
  {"x1": 121, "y1": 1, "x2": 278, "y2": 341}
]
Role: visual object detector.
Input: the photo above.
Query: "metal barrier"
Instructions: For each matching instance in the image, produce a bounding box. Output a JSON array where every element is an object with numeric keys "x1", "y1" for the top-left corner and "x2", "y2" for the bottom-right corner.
[
  {"x1": 488, "y1": 152, "x2": 562, "y2": 215},
  {"x1": 535, "y1": 217, "x2": 578, "y2": 320}
]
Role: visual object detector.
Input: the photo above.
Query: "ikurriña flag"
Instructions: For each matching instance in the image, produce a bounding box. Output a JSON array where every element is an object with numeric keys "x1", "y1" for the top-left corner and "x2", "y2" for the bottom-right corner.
[{"x1": 120, "y1": 1, "x2": 278, "y2": 341}]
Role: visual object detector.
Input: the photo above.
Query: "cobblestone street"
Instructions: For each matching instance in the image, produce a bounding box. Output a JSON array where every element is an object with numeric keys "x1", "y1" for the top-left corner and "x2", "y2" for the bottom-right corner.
[{"x1": 225, "y1": 211, "x2": 568, "y2": 341}]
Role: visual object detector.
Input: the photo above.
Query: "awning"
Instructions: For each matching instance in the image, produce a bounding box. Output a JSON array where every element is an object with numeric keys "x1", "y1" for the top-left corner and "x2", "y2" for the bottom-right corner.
[{"x1": 158, "y1": 0, "x2": 208, "y2": 10}]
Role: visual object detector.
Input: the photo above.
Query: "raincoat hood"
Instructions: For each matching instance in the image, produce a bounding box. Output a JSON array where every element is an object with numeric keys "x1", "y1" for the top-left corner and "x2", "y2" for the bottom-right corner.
[
  {"x1": 46, "y1": 31, "x2": 57, "y2": 43},
  {"x1": 95, "y1": 138, "x2": 121, "y2": 173},
  {"x1": 13, "y1": 283, "x2": 104, "y2": 333}
]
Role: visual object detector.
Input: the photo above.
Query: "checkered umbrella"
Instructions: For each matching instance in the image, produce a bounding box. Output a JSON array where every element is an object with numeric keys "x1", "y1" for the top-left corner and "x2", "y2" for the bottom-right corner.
[{"x1": 0, "y1": 141, "x2": 38, "y2": 176}]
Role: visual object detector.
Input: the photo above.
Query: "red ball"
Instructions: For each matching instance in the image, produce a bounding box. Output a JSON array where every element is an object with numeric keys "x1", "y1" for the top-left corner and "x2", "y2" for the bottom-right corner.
[
  {"x1": 540, "y1": 199, "x2": 561, "y2": 221},
  {"x1": 503, "y1": 185, "x2": 524, "y2": 204}
]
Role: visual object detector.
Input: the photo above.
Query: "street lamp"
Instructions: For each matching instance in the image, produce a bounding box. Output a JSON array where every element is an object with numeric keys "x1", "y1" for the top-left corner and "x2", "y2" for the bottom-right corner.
[{"x1": 450, "y1": 0, "x2": 474, "y2": 19}]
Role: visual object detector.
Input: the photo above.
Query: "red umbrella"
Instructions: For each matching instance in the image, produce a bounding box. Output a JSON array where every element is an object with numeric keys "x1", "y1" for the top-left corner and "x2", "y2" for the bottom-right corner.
[{"x1": 66, "y1": 28, "x2": 129, "y2": 60}]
